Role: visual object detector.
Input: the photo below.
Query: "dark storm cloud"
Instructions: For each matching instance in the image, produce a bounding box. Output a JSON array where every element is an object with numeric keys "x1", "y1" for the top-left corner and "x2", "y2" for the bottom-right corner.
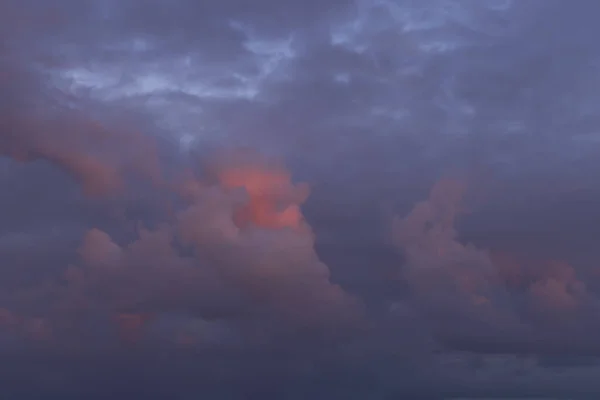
[{"x1": 3, "y1": 0, "x2": 600, "y2": 398}]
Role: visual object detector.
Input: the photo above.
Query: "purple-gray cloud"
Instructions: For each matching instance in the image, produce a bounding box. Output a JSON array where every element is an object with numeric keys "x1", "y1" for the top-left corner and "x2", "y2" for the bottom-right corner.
[{"x1": 2, "y1": 0, "x2": 600, "y2": 398}]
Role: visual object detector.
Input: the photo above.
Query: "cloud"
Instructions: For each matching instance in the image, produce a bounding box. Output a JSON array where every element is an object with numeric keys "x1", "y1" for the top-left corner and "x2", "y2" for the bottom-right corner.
[
  {"x1": 393, "y1": 177, "x2": 600, "y2": 363},
  {"x1": 393, "y1": 179, "x2": 499, "y2": 309},
  {"x1": 175, "y1": 152, "x2": 362, "y2": 331},
  {"x1": 4, "y1": 0, "x2": 600, "y2": 398},
  {"x1": 0, "y1": 149, "x2": 359, "y2": 350}
]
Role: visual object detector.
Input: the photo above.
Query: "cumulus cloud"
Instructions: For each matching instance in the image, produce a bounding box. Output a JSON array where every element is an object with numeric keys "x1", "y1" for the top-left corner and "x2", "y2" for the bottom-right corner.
[
  {"x1": 393, "y1": 177, "x2": 600, "y2": 361},
  {"x1": 392, "y1": 179, "x2": 529, "y2": 346},
  {"x1": 177, "y1": 153, "x2": 359, "y2": 328},
  {"x1": 393, "y1": 180, "x2": 500, "y2": 309},
  {"x1": 0, "y1": 148, "x2": 360, "y2": 350}
]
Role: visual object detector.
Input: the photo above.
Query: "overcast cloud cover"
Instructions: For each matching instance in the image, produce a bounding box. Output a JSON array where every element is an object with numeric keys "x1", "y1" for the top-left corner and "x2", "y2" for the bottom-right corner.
[{"x1": 2, "y1": 0, "x2": 600, "y2": 398}]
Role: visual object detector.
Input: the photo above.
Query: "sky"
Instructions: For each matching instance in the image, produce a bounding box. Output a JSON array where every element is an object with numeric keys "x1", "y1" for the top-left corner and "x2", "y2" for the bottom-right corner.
[{"x1": 1, "y1": 0, "x2": 600, "y2": 398}]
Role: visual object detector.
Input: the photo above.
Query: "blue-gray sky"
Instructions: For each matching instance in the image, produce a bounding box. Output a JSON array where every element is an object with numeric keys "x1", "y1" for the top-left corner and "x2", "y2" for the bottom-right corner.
[{"x1": 2, "y1": 0, "x2": 600, "y2": 398}]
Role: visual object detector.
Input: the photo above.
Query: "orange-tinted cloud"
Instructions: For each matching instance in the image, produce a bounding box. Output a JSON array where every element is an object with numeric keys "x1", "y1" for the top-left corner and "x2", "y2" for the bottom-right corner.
[
  {"x1": 0, "y1": 308, "x2": 17, "y2": 330},
  {"x1": 113, "y1": 313, "x2": 154, "y2": 345},
  {"x1": 393, "y1": 178, "x2": 497, "y2": 309},
  {"x1": 394, "y1": 178, "x2": 596, "y2": 340},
  {"x1": 79, "y1": 228, "x2": 123, "y2": 268},
  {"x1": 0, "y1": 68, "x2": 162, "y2": 197},
  {"x1": 0, "y1": 146, "x2": 359, "y2": 347},
  {"x1": 530, "y1": 277, "x2": 579, "y2": 311},
  {"x1": 21, "y1": 316, "x2": 52, "y2": 341},
  {"x1": 218, "y1": 164, "x2": 309, "y2": 230},
  {"x1": 175, "y1": 154, "x2": 360, "y2": 329},
  {"x1": 0, "y1": 309, "x2": 52, "y2": 342},
  {"x1": 492, "y1": 253, "x2": 587, "y2": 314}
]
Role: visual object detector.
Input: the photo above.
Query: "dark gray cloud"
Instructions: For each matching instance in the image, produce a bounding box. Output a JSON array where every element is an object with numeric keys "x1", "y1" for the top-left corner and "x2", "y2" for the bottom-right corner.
[{"x1": 2, "y1": 0, "x2": 600, "y2": 398}]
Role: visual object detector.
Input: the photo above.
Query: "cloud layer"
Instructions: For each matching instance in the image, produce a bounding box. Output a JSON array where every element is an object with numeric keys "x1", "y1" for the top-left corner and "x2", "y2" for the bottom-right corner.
[{"x1": 3, "y1": 0, "x2": 600, "y2": 398}]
